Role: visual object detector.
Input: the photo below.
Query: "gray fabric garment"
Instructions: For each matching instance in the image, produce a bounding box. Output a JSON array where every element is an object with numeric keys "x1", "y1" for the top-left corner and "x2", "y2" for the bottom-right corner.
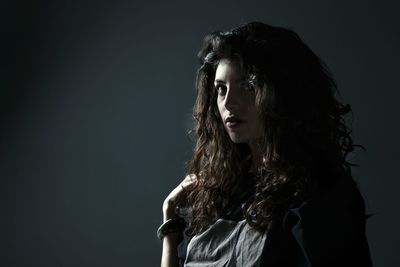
[{"x1": 184, "y1": 218, "x2": 267, "y2": 267}]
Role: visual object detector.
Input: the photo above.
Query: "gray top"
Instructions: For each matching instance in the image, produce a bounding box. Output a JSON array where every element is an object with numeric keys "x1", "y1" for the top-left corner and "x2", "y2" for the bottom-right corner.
[{"x1": 184, "y1": 218, "x2": 267, "y2": 267}]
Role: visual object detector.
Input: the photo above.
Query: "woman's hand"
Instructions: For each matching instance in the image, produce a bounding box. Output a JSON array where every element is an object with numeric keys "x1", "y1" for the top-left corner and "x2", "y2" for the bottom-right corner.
[
  {"x1": 160, "y1": 175, "x2": 196, "y2": 267},
  {"x1": 162, "y1": 174, "x2": 196, "y2": 222}
]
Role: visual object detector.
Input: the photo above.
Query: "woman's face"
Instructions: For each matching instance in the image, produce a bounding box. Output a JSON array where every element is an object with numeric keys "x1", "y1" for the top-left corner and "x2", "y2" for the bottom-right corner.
[{"x1": 215, "y1": 58, "x2": 263, "y2": 144}]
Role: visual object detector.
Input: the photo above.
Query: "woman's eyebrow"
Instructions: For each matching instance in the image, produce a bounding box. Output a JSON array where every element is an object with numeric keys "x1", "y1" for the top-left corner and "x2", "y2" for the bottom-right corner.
[{"x1": 214, "y1": 78, "x2": 245, "y2": 84}]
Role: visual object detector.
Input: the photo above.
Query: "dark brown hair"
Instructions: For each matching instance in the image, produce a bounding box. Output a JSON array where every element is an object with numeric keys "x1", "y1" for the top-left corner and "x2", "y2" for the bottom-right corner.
[{"x1": 182, "y1": 21, "x2": 362, "y2": 235}]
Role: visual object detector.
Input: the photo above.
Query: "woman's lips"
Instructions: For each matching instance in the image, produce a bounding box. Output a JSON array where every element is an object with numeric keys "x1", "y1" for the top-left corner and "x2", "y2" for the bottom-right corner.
[
  {"x1": 225, "y1": 115, "x2": 244, "y2": 129},
  {"x1": 226, "y1": 120, "x2": 243, "y2": 128}
]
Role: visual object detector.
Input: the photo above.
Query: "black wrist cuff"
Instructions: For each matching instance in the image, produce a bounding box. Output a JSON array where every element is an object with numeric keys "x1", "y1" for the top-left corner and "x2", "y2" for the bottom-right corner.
[{"x1": 157, "y1": 218, "x2": 186, "y2": 240}]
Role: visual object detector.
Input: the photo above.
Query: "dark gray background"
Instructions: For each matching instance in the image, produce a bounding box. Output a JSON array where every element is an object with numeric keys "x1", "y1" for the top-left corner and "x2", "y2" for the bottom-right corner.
[{"x1": 1, "y1": 0, "x2": 399, "y2": 266}]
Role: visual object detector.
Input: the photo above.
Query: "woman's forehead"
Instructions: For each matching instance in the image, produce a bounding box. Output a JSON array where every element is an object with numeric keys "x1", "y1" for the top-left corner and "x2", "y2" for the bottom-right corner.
[{"x1": 215, "y1": 59, "x2": 245, "y2": 80}]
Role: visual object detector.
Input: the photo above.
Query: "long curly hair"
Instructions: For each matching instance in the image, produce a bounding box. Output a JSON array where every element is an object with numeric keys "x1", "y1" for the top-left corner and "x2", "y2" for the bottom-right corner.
[{"x1": 181, "y1": 21, "x2": 363, "y2": 235}]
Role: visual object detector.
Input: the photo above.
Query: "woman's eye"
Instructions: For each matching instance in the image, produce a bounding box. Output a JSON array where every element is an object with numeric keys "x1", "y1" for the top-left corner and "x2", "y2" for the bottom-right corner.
[
  {"x1": 215, "y1": 85, "x2": 226, "y2": 95},
  {"x1": 241, "y1": 83, "x2": 254, "y2": 92}
]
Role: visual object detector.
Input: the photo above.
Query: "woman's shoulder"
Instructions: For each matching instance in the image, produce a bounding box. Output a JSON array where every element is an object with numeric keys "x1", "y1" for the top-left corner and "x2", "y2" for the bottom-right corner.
[
  {"x1": 282, "y1": 170, "x2": 368, "y2": 235},
  {"x1": 319, "y1": 172, "x2": 365, "y2": 211},
  {"x1": 292, "y1": 171, "x2": 365, "y2": 213}
]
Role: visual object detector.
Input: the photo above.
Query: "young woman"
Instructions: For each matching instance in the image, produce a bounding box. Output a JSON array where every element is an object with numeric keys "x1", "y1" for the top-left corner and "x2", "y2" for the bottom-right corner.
[{"x1": 159, "y1": 21, "x2": 373, "y2": 267}]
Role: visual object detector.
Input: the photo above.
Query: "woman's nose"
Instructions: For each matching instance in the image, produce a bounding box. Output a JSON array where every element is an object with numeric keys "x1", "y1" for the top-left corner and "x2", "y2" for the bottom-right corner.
[{"x1": 224, "y1": 87, "x2": 240, "y2": 110}]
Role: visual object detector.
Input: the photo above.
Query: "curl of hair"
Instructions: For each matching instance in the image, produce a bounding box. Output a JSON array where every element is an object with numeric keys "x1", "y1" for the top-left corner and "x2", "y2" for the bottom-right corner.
[{"x1": 181, "y1": 22, "x2": 364, "y2": 235}]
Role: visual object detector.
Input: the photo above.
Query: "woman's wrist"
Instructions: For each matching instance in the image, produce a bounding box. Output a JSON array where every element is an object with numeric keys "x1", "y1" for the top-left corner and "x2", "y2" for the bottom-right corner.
[
  {"x1": 157, "y1": 218, "x2": 186, "y2": 240},
  {"x1": 163, "y1": 201, "x2": 179, "y2": 222}
]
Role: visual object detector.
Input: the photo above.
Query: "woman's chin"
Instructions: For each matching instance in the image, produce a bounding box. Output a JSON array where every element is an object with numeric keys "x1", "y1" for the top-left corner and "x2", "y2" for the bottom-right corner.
[{"x1": 229, "y1": 136, "x2": 247, "y2": 144}]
